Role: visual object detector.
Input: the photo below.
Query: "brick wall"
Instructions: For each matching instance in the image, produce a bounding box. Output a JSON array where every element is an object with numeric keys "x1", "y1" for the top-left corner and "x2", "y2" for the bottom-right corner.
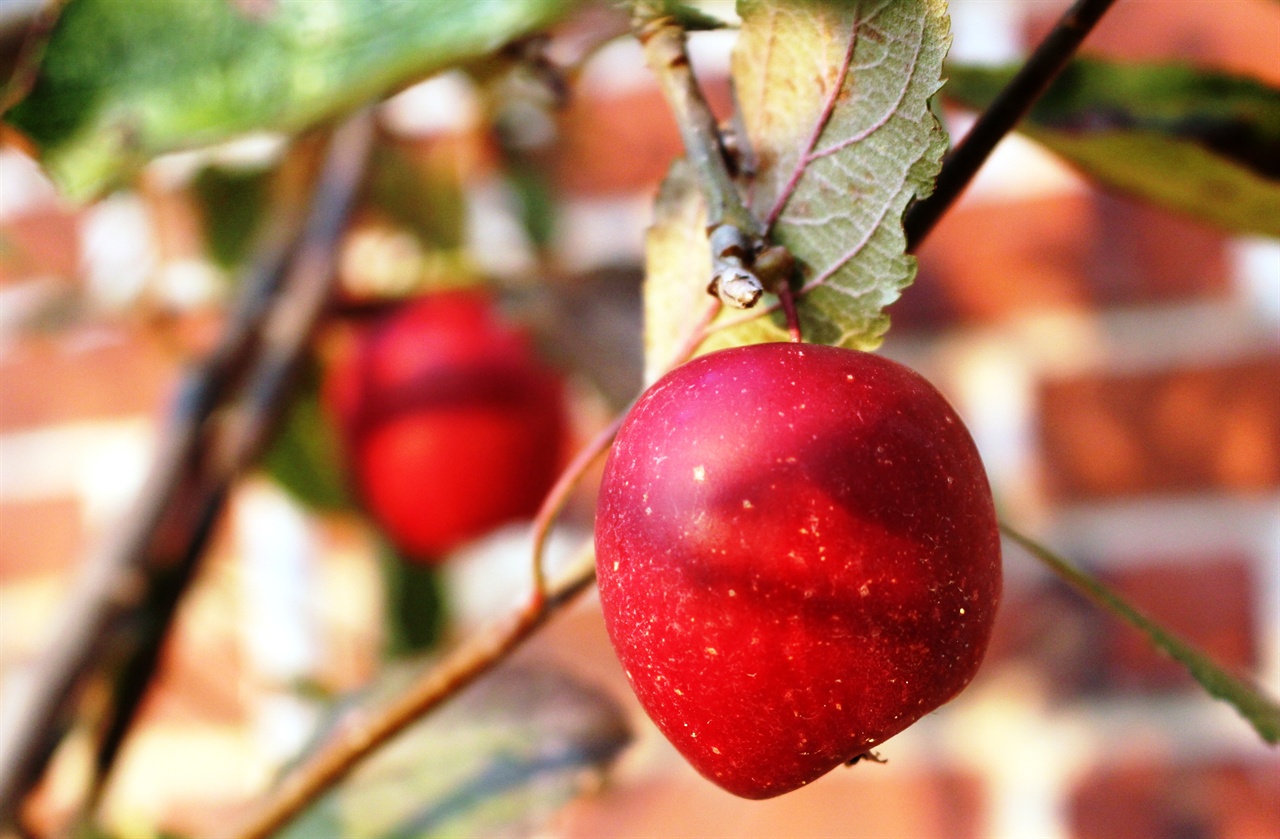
[{"x1": 1, "y1": 0, "x2": 1277, "y2": 836}]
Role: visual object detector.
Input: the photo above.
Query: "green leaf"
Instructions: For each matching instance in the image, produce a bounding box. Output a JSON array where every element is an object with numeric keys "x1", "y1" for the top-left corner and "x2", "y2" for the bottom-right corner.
[
  {"x1": 192, "y1": 163, "x2": 273, "y2": 270},
  {"x1": 1001, "y1": 524, "x2": 1280, "y2": 745},
  {"x1": 713, "y1": 0, "x2": 950, "y2": 351},
  {"x1": 379, "y1": 543, "x2": 448, "y2": 657},
  {"x1": 367, "y1": 139, "x2": 467, "y2": 252},
  {"x1": 261, "y1": 365, "x2": 352, "y2": 513},
  {"x1": 5, "y1": 0, "x2": 577, "y2": 200},
  {"x1": 662, "y1": 0, "x2": 732, "y2": 31},
  {"x1": 283, "y1": 664, "x2": 631, "y2": 839},
  {"x1": 945, "y1": 59, "x2": 1280, "y2": 238}
]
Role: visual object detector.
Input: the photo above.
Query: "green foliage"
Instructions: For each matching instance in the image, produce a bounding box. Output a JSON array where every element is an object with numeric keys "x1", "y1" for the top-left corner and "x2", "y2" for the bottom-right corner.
[
  {"x1": 262, "y1": 365, "x2": 352, "y2": 513},
  {"x1": 367, "y1": 140, "x2": 468, "y2": 251},
  {"x1": 945, "y1": 59, "x2": 1280, "y2": 237},
  {"x1": 192, "y1": 164, "x2": 272, "y2": 269},
  {"x1": 5, "y1": 0, "x2": 577, "y2": 200},
  {"x1": 1002, "y1": 525, "x2": 1280, "y2": 745},
  {"x1": 379, "y1": 545, "x2": 448, "y2": 657},
  {"x1": 282, "y1": 665, "x2": 630, "y2": 839},
  {"x1": 662, "y1": 0, "x2": 731, "y2": 31}
]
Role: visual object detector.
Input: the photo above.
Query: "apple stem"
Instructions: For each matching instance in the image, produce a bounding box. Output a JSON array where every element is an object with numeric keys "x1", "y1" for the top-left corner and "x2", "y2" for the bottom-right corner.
[
  {"x1": 530, "y1": 296, "x2": 722, "y2": 597},
  {"x1": 529, "y1": 413, "x2": 626, "y2": 602},
  {"x1": 777, "y1": 283, "x2": 802, "y2": 343}
]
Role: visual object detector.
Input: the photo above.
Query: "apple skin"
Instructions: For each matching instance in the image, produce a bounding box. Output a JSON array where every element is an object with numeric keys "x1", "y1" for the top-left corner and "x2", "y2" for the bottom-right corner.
[
  {"x1": 325, "y1": 291, "x2": 565, "y2": 560},
  {"x1": 594, "y1": 342, "x2": 1001, "y2": 799}
]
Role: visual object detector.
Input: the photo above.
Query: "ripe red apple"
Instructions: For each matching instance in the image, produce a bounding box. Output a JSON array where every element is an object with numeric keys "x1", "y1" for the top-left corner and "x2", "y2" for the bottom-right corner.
[
  {"x1": 594, "y1": 342, "x2": 1001, "y2": 799},
  {"x1": 324, "y1": 290, "x2": 566, "y2": 560}
]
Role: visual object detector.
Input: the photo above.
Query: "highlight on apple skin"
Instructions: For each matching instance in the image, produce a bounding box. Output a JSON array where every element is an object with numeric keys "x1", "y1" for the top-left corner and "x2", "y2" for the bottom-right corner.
[
  {"x1": 594, "y1": 342, "x2": 1002, "y2": 799},
  {"x1": 324, "y1": 290, "x2": 566, "y2": 561}
]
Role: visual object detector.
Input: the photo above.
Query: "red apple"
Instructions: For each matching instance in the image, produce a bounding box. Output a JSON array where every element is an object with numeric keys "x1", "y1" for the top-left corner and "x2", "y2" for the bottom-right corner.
[
  {"x1": 325, "y1": 290, "x2": 565, "y2": 560},
  {"x1": 594, "y1": 342, "x2": 1001, "y2": 798}
]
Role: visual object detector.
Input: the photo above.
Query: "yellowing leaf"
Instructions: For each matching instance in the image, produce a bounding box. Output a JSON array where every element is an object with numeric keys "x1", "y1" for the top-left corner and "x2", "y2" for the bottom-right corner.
[{"x1": 644, "y1": 160, "x2": 714, "y2": 384}]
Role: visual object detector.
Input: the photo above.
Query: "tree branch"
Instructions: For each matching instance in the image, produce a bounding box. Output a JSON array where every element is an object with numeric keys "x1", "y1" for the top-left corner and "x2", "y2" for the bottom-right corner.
[
  {"x1": 632, "y1": 0, "x2": 758, "y2": 238},
  {"x1": 228, "y1": 545, "x2": 598, "y2": 839},
  {"x1": 903, "y1": 0, "x2": 1118, "y2": 250},
  {"x1": 0, "y1": 113, "x2": 373, "y2": 831}
]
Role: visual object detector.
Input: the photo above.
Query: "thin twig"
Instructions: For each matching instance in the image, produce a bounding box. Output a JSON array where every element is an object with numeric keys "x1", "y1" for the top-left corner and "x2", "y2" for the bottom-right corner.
[
  {"x1": 777, "y1": 284, "x2": 801, "y2": 343},
  {"x1": 632, "y1": 1, "x2": 759, "y2": 238},
  {"x1": 903, "y1": 0, "x2": 1118, "y2": 250},
  {"x1": 0, "y1": 239, "x2": 295, "y2": 834},
  {"x1": 529, "y1": 414, "x2": 625, "y2": 600},
  {"x1": 999, "y1": 522, "x2": 1280, "y2": 743},
  {"x1": 87, "y1": 112, "x2": 374, "y2": 807},
  {"x1": 0, "y1": 115, "x2": 373, "y2": 831},
  {"x1": 228, "y1": 545, "x2": 598, "y2": 839}
]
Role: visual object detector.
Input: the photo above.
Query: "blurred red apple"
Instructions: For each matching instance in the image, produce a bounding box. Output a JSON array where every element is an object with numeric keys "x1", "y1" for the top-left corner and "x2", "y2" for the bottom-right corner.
[
  {"x1": 595, "y1": 342, "x2": 1001, "y2": 798},
  {"x1": 325, "y1": 290, "x2": 566, "y2": 560}
]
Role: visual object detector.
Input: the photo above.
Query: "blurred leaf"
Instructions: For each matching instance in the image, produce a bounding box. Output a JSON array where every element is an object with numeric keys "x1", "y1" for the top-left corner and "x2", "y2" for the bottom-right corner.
[
  {"x1": 662, "y1": 0, "x2": 731, "y2": 31},
  {"x1": 283, "y1": 664, "x2": 631, "y2": 839},
  {"x1": 945, "y1": 59, "x2": 1280, "y2": 237},
  {"x1": 506, "y1": 163, "x2": 558, "y2": 253},
  {"x1": 262, "y1": 364, "x2": 351, "y2": 512},
  {"x1": 704, "y1": 0, "x2": 950, "y2": 352},
  {"x1": 379, "y1": 544, "x2": 448, "y2": 657},
  {"x1": 367, "y1": 139, "x2": 467, "y2": 251},
  {"x1": 5, "y1": 0, "x2": 577, "y2": 200},
  {"x1": 1002, "y1": 525, "x2": 1280, "y2": 745},
  {"x1": 192, "y1": 164, "x2": 272, "y2": 269}
]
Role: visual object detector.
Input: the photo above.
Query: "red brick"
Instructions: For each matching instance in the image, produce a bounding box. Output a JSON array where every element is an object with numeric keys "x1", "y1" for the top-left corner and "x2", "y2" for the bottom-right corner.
[
  {"x1": 1038, "y1": 356, "x2": 1280, "y2": 500},
  {"x1": 902, "y1": 190, "x2": 1228, "y2": 331},
  {"x1": 905, "y1": 193, "x2": 1096, "y2": 328},
  {"x1": 0, "y1": 498, "x2": 83, "y2": 579},
  {"x1": 551, "y1": 78, "x2": 734, "y2": 197},
  {"x1": 1086, "y1": 192, "x2": 1229, "y2": 305},
  {"x1": 981, "y1": 581, "x2": 1103, "y2": 699},
  {"x1": 1099, "y1": 558, "x2": 1257, "y2": 694},
  {"x1": 1070, "y1": 759, "x2": 1280, "y2": 839},
  {"x1": 558, "y1": 764, "x2": 985, "y2": 839},
  {"x1": 0, "y1": 325, "x2": 179, "y2": 431},
  {"x1": 0, "y1": 209, "x2": 80, "y2": 286}
]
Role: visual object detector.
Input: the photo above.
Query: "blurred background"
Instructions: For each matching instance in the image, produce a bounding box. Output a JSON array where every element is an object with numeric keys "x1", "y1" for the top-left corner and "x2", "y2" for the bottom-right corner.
[{"x1": 0, "y1": 0, "x2": 1277, "y2": 836}]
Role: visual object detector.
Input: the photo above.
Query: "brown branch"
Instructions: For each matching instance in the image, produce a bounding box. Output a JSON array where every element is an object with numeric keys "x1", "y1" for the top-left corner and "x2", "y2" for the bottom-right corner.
[
  {"x1": 0, "y1": 114, "x2": 373, "y2": 831},
  {"x1": 528, "y1": 414, "x2": 625, "y2": 599},
  {"x1": 227, "y1": 546, "x2": 598, "y2": 839},
  {"x1": 632, "y1": 1, "x2": 758, "y2": 238},
  {"x1": 903, "y1": 0, "x2": 1118, "y2": 250}
]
